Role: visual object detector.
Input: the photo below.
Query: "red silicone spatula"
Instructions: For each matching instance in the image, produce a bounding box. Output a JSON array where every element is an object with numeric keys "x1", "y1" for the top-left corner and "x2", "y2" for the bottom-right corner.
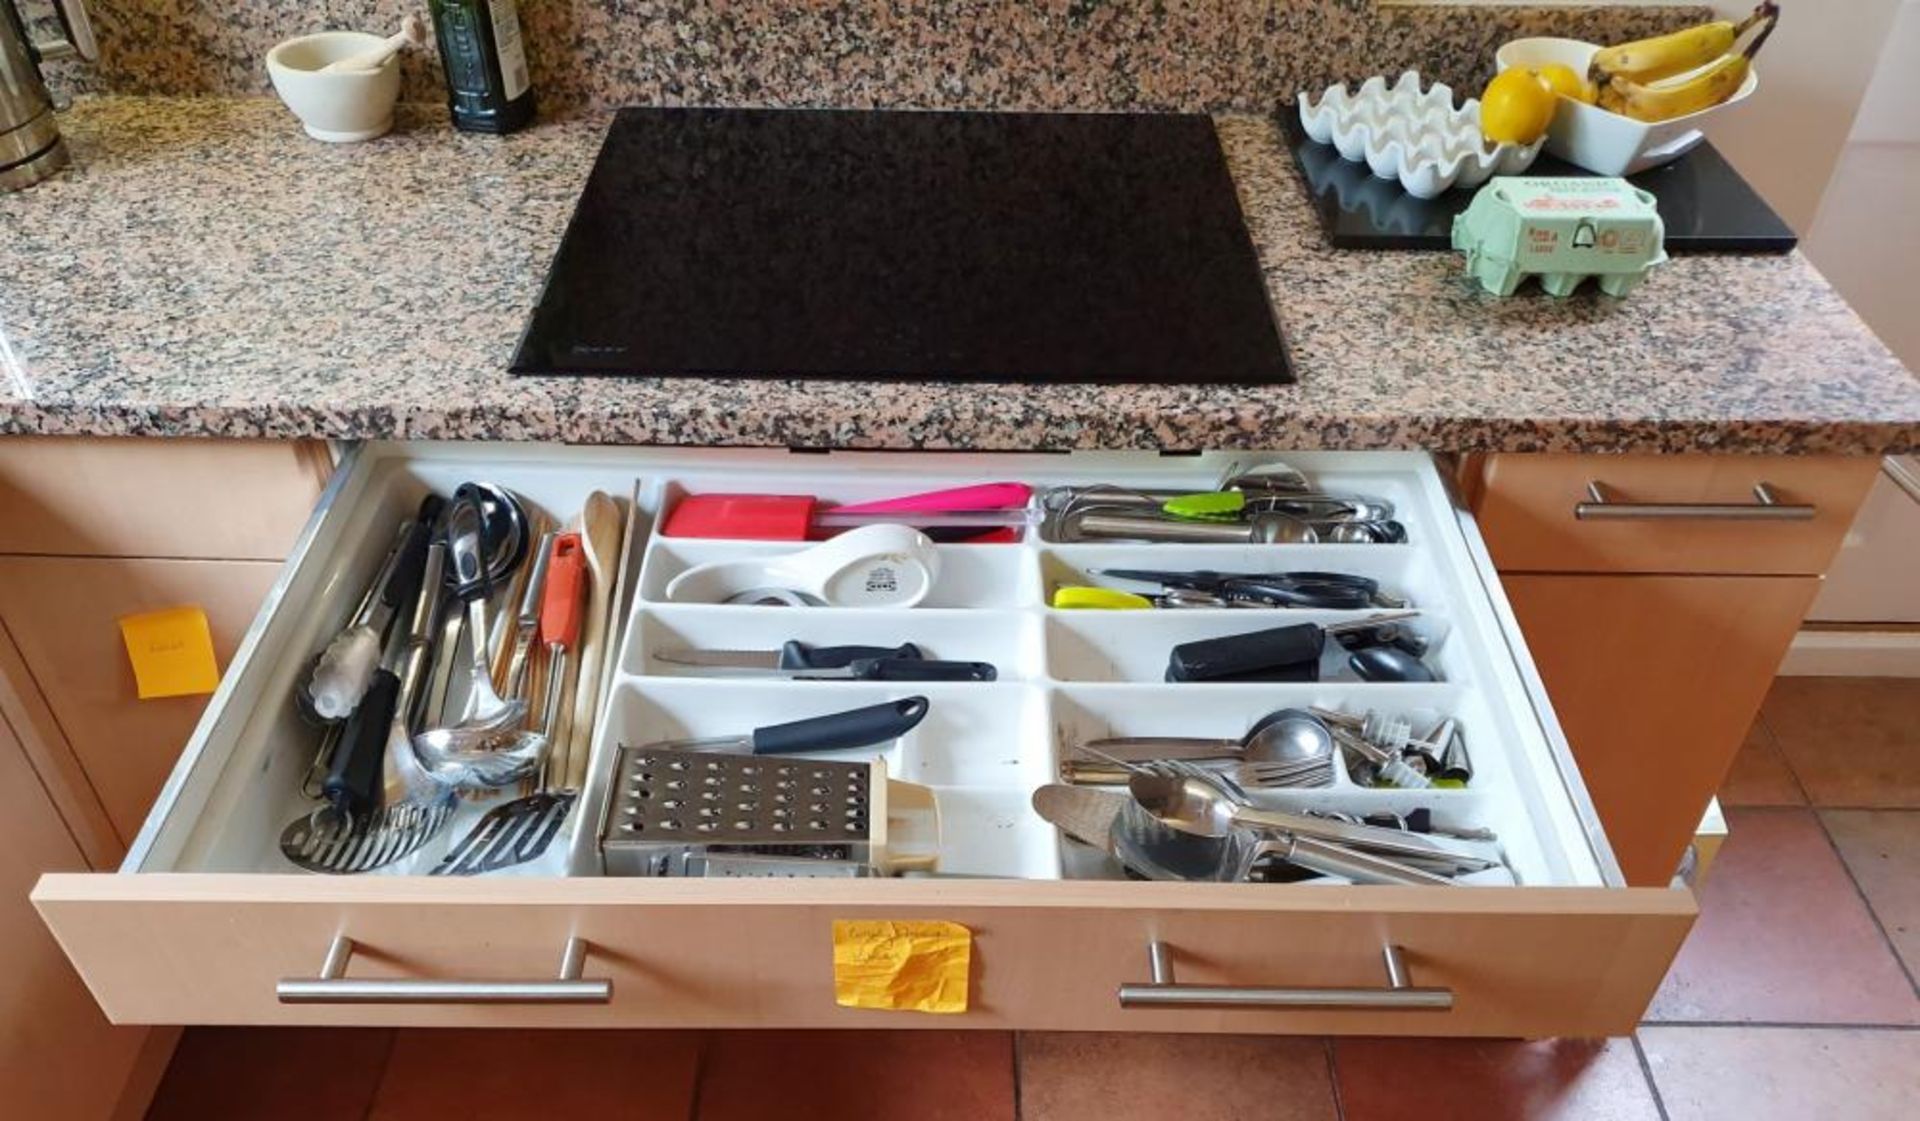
[{"x1": 662, "y1": 483, "x2": 1035, "y2": 540}]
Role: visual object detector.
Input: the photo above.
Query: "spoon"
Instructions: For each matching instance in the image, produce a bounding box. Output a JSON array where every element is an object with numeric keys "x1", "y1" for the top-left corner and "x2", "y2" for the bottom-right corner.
[
  {"x1": 1079, "y1": 707, "x2": 1334, "y2": 764},
  {"x1": 1126, "y1": 770, "x2": 1496, "y2": 872},
  {"x1": 443, "y1": 487, "x2": 527, "y2": 727},
  {"x1": 1108, "y1": 801, "x2": 1445, "y2": 885}
]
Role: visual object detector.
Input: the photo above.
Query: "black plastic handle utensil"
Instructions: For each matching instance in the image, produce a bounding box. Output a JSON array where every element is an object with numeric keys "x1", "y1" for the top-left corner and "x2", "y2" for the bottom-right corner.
[
  {"x1": 1166, "y1": 623, "x2": 1327, "y2": 682},
  {"x1": 778, "y1": 641, "x2": 924, "y2": 670},
  {"x1": 323, "y1": 669, "x2": 400, "y2": 819},
  {"x1": 1348, "y1": 645, "x2": 1437, "y2": 682},
  {"x1": 1164, "y1": 611, "x2": 1421, "y2": 683},
  {"x1": 380, "y1": 496, "x2": 444, "y2": 622},
  {"x1": 750, "y1": 696, "x2": 932, "y2": 754},
  {"x1": 804, "y1": 658, "x2": 998, "y2": 682}
]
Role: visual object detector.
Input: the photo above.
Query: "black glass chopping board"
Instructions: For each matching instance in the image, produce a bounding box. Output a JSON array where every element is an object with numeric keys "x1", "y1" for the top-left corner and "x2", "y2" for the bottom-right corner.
[
  {"x1": 512, "y1": 108, "x2": 1290, "y2": 382},
  {"x1": 1277, "y1": 110, "x2": 1795, "y2": 253}
]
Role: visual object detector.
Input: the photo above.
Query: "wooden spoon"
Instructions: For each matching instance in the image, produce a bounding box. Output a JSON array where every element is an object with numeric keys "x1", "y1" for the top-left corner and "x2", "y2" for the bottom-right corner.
[{"x1": 565, "y1": 491, "x2": 625, "y2": 790}]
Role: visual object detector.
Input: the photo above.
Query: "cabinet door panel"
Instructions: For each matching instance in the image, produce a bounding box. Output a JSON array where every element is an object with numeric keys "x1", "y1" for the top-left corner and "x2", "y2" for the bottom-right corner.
[
  {"x1": 1504, "y1": 573, "x2": 1819, "y2": 885},
  {"x1": 0, "y1": 558, "x2": 284, "y2": 844},
  {"x1": 0, "y1": 706, "x2": 148, "y2": 1118},
  {"x1": 0, "y1": 437, "x2": 330, "y2": 559},
  {"x1": 1478, "y1": 454, "x2": 1877, "y2": 576}
]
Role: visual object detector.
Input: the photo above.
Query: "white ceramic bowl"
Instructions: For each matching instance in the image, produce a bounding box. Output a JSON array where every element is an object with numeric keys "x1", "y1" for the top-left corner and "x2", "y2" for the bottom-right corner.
[
  {"x1": 1496, "y1": 37, "x2": 1758, "y2": 176},
  {"x1": 266, "y1": 32, "x2": 402, "y2": 143}
]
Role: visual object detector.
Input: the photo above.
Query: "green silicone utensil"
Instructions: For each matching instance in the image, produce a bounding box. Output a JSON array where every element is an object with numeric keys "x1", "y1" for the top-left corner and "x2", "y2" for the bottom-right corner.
[{"x1": 1162, "y1": 492, "x2": 1245, "y2": 522}]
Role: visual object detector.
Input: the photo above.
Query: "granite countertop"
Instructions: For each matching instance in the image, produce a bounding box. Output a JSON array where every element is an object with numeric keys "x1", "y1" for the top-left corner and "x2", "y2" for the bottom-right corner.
[{"x1": 2, "y1": 96, "x2": 1916, "y2": 453}]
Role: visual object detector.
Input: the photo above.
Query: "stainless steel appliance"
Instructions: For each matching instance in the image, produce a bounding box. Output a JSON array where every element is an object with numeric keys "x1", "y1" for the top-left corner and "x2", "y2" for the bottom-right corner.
[{"x1": 1, "y1": 0, "x2": 96, "y2": 192}]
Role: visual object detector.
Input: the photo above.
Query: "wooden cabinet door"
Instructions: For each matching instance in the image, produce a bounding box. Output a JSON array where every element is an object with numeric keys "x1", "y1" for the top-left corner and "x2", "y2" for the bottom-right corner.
[
  {"x1": 1503, "y1": 573, "x2": 1821, "y2": 886},
  {"x1": 0, "y1": 703, "x2": 150, "y2": 1118},
  {"x1": 0, "y1": 558, "x2": 284, "y2": 844}
]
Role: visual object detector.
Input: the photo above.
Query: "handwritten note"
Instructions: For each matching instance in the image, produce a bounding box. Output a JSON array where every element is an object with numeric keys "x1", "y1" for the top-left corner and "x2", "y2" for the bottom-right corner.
[
  {"x1": 832, "y1": 919, "x2": 972, "y2": 1014},
  {"x1": 118, "y1": 606, "x2": 220, "y2": 699}
]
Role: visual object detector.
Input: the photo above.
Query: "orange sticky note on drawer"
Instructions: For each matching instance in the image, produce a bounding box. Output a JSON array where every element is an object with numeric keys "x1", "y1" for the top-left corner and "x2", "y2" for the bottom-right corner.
[
  {"x1": 118, "y1": 606, "x2": 221, "y2": 699},
  {"x1": 832, "y1": 920, "x2": 971, "y2": 1014}
]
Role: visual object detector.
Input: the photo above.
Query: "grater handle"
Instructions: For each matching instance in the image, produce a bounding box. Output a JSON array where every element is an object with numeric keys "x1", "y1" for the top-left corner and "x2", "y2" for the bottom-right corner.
[{"x1": 751, "y1": 696, "x2": 932, "y2": 755}]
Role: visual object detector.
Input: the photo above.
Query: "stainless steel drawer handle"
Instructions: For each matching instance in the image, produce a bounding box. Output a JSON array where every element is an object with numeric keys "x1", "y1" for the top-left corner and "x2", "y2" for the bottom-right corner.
[
  {"x1": 277, "y1": 935, "x2": 613, "y2": 1005},
  {"x1": 1118, "y1": 940, "x2": 1452, "y2": 1011},
  {"x1": 1574, "y1": 480, "x2": 1815, "y2": 521}
]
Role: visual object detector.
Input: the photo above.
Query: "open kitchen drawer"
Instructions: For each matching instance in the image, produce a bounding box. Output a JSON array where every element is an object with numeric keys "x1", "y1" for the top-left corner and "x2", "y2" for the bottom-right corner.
[{"x1": 33, "y1": 444, "x2": 1693, "y2": 1036}]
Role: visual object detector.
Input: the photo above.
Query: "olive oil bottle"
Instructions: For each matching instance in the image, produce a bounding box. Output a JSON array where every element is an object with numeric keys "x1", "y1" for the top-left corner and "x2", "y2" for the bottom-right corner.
[{"x1": 426, "y1": 0, "x2": 536, "y2": 134}]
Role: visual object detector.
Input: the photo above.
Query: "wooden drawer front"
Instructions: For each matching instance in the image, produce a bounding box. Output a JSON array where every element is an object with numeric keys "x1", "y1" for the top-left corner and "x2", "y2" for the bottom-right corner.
[
  {"x1": 1504, "y1": 573, "x2": 1821, "y2": 886},
  {"x1": 0, "y1": 557, "x2": 284, "y2": 844},
  {"x1": 1, "y1": 705, "x2": 150, "y2": 1118},
  {"x1": 1477, "y1": 454, "x2": 1879, "y2": 575},
  {"x1": 0, "y1": 437, "x2": 330, "y2": 559},
  {"x1": 33, "y1": 444, "x2": 1685, "y2": 1036},
  {"x1": 34, "y1": 877, "x2": 1692, "y2": 1036}
]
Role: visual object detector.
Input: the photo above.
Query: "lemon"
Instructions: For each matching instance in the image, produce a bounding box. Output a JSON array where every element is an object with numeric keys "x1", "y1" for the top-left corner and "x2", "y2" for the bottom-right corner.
[
  {"x1": 1534, "y1": 63, "x2": 1597, "y2": 104},
  {"x1": 1480, "y1": 68, "x2": 1558, "y2": 144}
]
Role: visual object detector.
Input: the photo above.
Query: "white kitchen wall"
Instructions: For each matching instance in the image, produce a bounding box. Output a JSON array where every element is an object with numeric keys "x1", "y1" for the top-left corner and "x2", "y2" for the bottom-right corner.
[{"x1": 1800, "y1": 0, "x2": 1920, "y2": 637}]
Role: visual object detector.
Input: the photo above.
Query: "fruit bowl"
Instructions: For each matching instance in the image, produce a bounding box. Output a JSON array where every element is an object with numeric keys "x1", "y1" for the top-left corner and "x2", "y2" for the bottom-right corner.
[{"x1": 1497, "y1": 37, "x2": 1758, "y2": 176}]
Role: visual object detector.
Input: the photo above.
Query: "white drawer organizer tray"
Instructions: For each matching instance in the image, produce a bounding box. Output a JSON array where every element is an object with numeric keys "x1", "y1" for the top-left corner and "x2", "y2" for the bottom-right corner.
[{"x1": 34, "y1": 445, "x2": 1692, "y2": 1037}]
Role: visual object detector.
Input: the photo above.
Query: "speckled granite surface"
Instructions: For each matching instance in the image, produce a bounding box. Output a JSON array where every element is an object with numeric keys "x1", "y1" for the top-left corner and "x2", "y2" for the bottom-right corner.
[
  {"x1": 45, "y1": 1, "x2": 1709, "y2": 114},
  {"x1": 0, "y1": 96, "x2": 1915, "y2": 452}
]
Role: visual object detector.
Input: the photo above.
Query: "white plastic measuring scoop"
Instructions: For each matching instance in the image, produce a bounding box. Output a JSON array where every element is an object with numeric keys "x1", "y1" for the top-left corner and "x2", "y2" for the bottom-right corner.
[{"x1": 664, "y1": 523, "x2": 942, "y2": 607}]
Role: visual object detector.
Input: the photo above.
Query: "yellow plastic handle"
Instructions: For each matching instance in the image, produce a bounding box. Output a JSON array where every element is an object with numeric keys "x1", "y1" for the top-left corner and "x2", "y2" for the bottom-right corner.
[{"x1": 1051, "y1": 586, "x2": 1154, "y2": 610}]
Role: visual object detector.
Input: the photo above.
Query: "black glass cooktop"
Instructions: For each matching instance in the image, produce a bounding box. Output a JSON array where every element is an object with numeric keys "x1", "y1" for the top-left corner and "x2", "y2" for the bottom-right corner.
[{"x1": 511, "y1": 108, "x2": 1291, "y2": 382}]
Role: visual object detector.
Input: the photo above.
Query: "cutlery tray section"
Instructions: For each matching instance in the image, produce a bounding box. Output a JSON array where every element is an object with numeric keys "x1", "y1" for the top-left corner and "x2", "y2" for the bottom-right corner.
[
  {"x1": 135, "y1": 448, "x2": 1607, "y2": 892},
  {"x1": 592, "y1": 456, "x2": 1602, "y2": 888}
]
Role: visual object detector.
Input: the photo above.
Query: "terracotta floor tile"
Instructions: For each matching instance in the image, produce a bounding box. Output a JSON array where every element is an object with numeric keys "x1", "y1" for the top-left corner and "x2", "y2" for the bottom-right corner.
[
  {"x1": 1823, "y1": 809, "x2": 1920, "y2": 982},
  {"x1": 1332, "y1": 1037, "x2": 1659, "y2": 1121},
  {"x1": 1762, "y1": 677, "x2": 1920, "y2": 808},
  {"x1": 1017, "y1": 1032, "x2": 1335, "y2": 1121},
  {"x1": 368, "y1": 1029, "x2": 701, "y2": 1121},
  {"x1": 1640, "y1": 1026, "x2": 1920, "y2": 1121},
  {"x1": 146, "y1": 1027, "x2": 394, "y2": 1121},
  {"x1": 1718, "y1": 717, "x2": 1806, "y2": 807},
  {"x1": 1646, "y1": 807, "x2": 1920, "y2": 1025},
  {"x1": 693, "y1": 1030, "x2": 1012, "y2": 1121}
]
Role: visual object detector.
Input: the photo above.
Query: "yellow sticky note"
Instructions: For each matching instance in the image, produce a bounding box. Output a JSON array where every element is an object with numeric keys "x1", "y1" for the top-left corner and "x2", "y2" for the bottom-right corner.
[
  {"x1": 118, "y1": 607, "x2": 221, "y2": 699},
  {"x1": 832, "y1": 920, "x2": 971, "y2": 1014}
]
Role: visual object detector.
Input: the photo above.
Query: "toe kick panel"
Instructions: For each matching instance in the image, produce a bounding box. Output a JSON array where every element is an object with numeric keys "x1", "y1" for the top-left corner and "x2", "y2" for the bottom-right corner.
[{"x1": 34, "y1": 443, "x2": 1695, "y2": 1035}]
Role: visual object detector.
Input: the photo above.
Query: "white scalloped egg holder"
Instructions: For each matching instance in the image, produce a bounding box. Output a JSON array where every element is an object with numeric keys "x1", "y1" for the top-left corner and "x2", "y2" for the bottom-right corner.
[{"x1": 1297, "y1": 71, "x2": 1545, "y2": 199}]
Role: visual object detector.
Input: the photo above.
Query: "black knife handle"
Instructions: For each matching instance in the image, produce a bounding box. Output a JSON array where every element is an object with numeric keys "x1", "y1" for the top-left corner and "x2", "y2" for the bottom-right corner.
[
  {"x1": 323, "y1": 669, "x2": 399, "y2": 819},
  {"x1": 751, "y1": 696, "x2": 932, "y2": 755},
  {"x1": 838, "y1": 658, "x2": 998, "y2": 682},
  {"x1": 777, "y1": 641, "x2": 924, "y2": 670},
  {"x1": 1166, "y1": 623, "x2": 1325, "y2": 683}
]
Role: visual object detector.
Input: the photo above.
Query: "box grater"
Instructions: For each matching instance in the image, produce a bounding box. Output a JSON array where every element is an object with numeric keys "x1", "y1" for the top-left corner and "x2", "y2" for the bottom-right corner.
[{"x1": 599, "y1": 745, "x2": 888, "y2": 875}]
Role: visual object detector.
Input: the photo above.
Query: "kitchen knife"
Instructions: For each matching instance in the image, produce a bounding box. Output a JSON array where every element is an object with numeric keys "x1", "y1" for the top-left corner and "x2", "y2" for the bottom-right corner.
[
  {"x1": 655, "y1": 641, "x2": 924, "y2": 672},
  {"x1": 795, "y1": 658, "x2": 997, "y2": 682},
  {"x1": 647, "y1": 696, "x2": 931, "y2": 755}
]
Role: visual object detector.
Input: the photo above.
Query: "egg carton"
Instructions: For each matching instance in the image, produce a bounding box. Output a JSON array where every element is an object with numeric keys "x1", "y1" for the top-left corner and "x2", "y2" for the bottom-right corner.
[{"x1": 1296, "y1": 70, "x2": 1545, "y2": 199}]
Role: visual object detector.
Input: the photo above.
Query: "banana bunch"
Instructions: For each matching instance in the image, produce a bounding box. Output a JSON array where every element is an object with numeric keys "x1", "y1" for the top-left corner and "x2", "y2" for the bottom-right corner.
[{"x1": 1590, "y1": 2, "x2": 1779, "y2": 123}]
